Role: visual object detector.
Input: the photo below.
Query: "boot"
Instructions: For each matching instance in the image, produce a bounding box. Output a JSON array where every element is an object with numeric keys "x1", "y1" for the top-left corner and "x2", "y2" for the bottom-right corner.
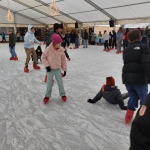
[
  {"x1": 33, "y1": 64, "x2": 40, "y2": 69},
  {"x1": 14, "y1": 56, "x2": 18, "y2": 61},
  {"x1": 67, "y1": 58, "x2": 71, "y2": 61},
  {"x1": 116, "y1": 52, "x2": 121, "y2": 54},
  {"x1": 43, "y1": 97, "x2": 49, "y2": 104},
  {"x1": 106, "y1": 50, "x2": 110, "y2": 52},
  {"x1": 103, "y1": 49, "x2": 106, "y2": 51},
  {"x1": 24, "y1": 66, "x2": 29, "y2": 73},
  {"x1": 62, "y1": 96, "x2": 67, "y2": 102},
  {"x1": 125, "y1": 109, "x2": 134, "y2": 124},
  {"x1": 9, "y1": 56, "x2": 14, "y2": 60}
]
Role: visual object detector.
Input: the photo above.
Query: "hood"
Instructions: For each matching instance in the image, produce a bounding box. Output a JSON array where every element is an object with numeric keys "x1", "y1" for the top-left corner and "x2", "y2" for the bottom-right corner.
[{"x1": 28, "y1": 25, "x2": 34, "y2": 33}]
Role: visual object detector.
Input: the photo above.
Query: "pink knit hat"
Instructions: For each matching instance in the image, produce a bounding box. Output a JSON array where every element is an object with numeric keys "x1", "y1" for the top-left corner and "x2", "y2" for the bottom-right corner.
[{"x1": 51, "y1": 33, "x2": 62, "y2": 45}]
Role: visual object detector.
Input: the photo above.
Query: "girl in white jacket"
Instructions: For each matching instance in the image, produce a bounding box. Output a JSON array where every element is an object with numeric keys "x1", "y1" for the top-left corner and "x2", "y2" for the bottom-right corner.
[{"x1": 102, "y1": 30, "x2": 110, "y2": 51}]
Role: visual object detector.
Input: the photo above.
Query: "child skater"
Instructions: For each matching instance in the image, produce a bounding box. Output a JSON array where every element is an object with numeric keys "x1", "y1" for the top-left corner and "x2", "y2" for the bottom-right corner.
[
  {"x1": 61, "y1": 33, "x2": 71, "y2": 61},
  {"x1": 9, "y1": 29, "x2": 18, "y2": 61},
  {"x1": 87, "y1": 77, "x2": 129, "y2": 110},
  {"x1": 31, "y1": 45, "x2": 42, "y2": 63},
  {"x1": 42, "y1": 34, "x2": 67, "y2": 104},
  {"x1": 36, "y1": 46, "x2": 42, "y2": 63}
]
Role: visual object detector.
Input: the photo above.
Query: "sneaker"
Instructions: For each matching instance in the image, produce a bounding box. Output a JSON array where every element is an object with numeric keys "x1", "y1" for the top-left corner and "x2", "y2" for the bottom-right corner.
[
  {"x1": 125, "y1": 109, "x2": 134, "y2": 124},
  {"x1": 62, "y1": 96, "x2": 67, "y2": 102},
  {"x1": 24, "y1": 66, "x2": 29, "y2": 73},
  {"x1": 33, "y1": 64, "x2": 40, "y2": 69},
  {"x1": 43, "y1": 97, "x2": 49, "y2": 104},
  {"x1": 116, "y1": 52, "x2": 121, "y2": 54}
]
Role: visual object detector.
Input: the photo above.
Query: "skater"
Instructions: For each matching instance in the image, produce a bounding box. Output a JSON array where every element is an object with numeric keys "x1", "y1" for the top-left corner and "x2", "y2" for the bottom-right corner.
[
  {"x1": 87, "y1": 77, "x2": 129, "y2": 110},
  {"x1": 61, "y1": 33, "x2": 71, "y2": 61},
  {"x1": 123, "y1": 28, "x2": 129, "y2": 51},
  {"x1": 34, "y1": 46, "x2": 42, "y2": 63},
  {"x1": 116, "y1": 27, "x2": 123, "y2": 54},
  {"x1": 98, "y1": 31, "x2": 102, "y2": 45},
  {"x1": 109, "y1": 31, "x2": 113, "y2": 48},
  {"x1": 102, "y1": 30, "x2": 110, "y2": 51},
  {"x1": 129, "y1": 93, "x2": 150, "y2": 150},
  {"x1": 83, "y1": 29, "x2": 88, "y2": 48},
  {"x1": 24, "y1": 25, "x2": 42, "y2": 73},
  {"x1": 91, "y1": 30, "x2": 95, "y2": 45},
  {"x1": 9, "y1": 29, "x2": 18, "y2": 61},
  {"x1": 69, "y1": 29, "x2": 76, "y2": 49},
  {"x1": 122, "y1": 29, "x2": 150, "y2": 124},
  {"x1": 2, "y1": 31, "x2": 6, "y2": 42},
  {"x1": 112, "y1": 30, "x2": 117, "y2": 49},
  {"x1": 42, "y1": 34, "x2": 67, "y2": 104}
]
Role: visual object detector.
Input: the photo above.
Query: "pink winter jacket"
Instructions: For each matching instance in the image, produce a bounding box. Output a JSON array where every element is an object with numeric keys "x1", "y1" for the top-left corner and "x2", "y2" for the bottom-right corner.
[{"x1": 41, "y1": 44, "x2": 67, "y2": 71}]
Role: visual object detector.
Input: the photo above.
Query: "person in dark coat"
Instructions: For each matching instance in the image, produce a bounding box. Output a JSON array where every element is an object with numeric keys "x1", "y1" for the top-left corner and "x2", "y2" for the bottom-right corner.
[
  {"x1": 9, "y1": 29, "x2": 18, "y2": 61},
  {"x1": 61, "y1": 33, "x2": 71, "y2": 61},
  {"x1": 109, "y1": 31, "x2": 113, "y2": 48},
  {"x1": 122, "y1": 29, "x2": 150, "y2": 124},
  {"x1": 87, "y1": 77, "x2": 129, "y2": 110},
  {"x1": 69, "y1": 29, "x2": 76, "y2": 49},
  {"x1": 36, "y1": 46, "x2": 42, "y2": 63},
  {"x1": 83, "y1": 29, "x2": 88, "y2": 48},
  {"x1": 112, "y1": 30, "x2": 117, "y2": 49},
  {"x1": 129, "y1": 93, "x2": 150, "y2": 150}
]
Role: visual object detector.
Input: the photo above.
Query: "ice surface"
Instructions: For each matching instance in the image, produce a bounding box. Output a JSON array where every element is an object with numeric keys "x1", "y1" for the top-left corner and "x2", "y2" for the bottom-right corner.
[{"x1": 0, "y1": 43, "x2": 133, "y2": 150}]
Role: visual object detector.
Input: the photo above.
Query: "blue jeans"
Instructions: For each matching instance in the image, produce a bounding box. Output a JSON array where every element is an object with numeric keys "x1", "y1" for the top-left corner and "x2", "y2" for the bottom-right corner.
[
  {"x1": 9, "y1": 46, "x2": 17, "y2": 57},
  {"x1": 99, "y1": 38, "x2": 101, "y2": 44},
  {"x1": 84, "y1": 39, "x2": 88, "y2": 48},
  {"x1": 75, "y1": 38, "x2": 78, "y2": 47},
  {"x1": 125, "y1": 84, "x2": 148, "y2": 110}
]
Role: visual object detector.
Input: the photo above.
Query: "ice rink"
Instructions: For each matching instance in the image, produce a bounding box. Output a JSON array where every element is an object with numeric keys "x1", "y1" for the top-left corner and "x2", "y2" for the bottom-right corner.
[{"x1": 0, "y1": 43, "x2": 135, "y2": 150}]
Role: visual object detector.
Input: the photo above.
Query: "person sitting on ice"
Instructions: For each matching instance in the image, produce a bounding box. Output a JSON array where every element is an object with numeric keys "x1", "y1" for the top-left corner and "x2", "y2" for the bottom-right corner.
[{"x1": 87, "y1": 77, "x2": 129, "y2": 110}]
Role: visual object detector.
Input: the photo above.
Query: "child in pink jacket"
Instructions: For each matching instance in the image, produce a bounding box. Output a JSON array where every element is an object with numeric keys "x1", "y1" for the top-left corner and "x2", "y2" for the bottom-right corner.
[{"x1": 41, "y1": 34, "x2": 67, "y2": 104}]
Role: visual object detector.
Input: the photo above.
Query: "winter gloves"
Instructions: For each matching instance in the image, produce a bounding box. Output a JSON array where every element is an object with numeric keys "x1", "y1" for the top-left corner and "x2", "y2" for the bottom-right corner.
[
  {"x1": 62, "y1": 71, "x2": 66, "y2": 77},
  {"x1": 46, "y1": 66, "x2": 51, "y2": 72},
  {"x1": 46, "y1": 67, "x2": 66, "y2": 77},
  {"x1": 87, "y1": 99, "x2": 96, "y2": 103}
]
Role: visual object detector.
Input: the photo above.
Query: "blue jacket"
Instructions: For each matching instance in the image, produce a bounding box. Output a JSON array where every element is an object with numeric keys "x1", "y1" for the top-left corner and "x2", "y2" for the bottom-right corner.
[{"x1": 24, "y1": 25, "x2": 40, "y2": 48}]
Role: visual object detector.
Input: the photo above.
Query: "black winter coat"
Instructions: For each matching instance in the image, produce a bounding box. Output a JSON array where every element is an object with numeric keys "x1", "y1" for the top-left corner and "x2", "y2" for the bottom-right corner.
[
  {"x1": 61, "y1": 37, "x2": 69, "y2": 48},
  {"x1": 84, "y1": 32, "x2": 88, "y2": 40},
  {"x1": 9, "y1": 33, "x2": 16, "y2": 46},
  {"x1": 130, "y1": 93, "x2": 150, "y2": 150},
  {"x1": 91, "y1": 86, "x2": 127, "y2": 109},
  {"x1": 122, "y1": 41, "x2": 150, "y2": 84},
  {"x1": 70, "y1": 33, "x2": 75, "y2": 43}
]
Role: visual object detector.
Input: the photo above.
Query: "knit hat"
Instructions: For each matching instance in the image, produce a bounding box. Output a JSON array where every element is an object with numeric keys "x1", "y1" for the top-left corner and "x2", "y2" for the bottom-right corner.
[
  {"x1": 106, "y1": 77, "x2": 115, "y2": 86},
  {"x1": 51, "y1": 34, "x2": 62, "y2": 45},
  {"x1": 53, "y1": 23, "x2": 61, "y2": 32}
]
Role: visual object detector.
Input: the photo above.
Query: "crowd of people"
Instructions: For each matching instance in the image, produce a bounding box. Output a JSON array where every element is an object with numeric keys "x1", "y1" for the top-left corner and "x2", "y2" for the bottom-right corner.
[{"x1": 5, "y1": 22, "x2": 150, "y2": 149}]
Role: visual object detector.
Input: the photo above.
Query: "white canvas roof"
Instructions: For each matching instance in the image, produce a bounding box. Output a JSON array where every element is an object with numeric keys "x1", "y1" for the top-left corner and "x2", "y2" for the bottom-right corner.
[{"x1": 0, "y1": 0, "x2": 150, "y2": 25}]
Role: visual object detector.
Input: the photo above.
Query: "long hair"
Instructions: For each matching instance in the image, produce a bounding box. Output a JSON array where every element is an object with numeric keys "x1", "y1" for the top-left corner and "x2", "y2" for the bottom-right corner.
[{"x1": 117, "y1": 27, "x2": 123, "y2": 33}]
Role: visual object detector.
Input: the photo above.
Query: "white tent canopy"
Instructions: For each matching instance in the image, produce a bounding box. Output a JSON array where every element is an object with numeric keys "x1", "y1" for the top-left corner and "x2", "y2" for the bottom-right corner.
[
  {"x1": 0, "y1": 0, "x2": 150, "y2": 25},
  {"x1": 124, "y1": 23, "x2": 150, "y2": 28}
]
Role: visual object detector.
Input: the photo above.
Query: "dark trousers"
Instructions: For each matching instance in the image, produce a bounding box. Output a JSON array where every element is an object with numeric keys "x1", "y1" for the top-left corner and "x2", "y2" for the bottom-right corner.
[
  {"x1": 125, "y1": 84, "x2": 148, "y2": 110},
  {"x1": 64, "y1": 50, "x2": 69, "y2": 59},
  {"x1": 112, "y1": 39, "x2": 117, "y2": 48},
  {"x1": 91, "y1": 41, "x2": 95, "y2": 45},
  {"x1": 17, "y1": 37, "x2": 20, "y2": 42},
  {"x1": 2, "y1": 37, "x2": 6, "y2": 42},
  {"x1": 104, "y1": 40, "x2": 109, "y2": 50},
  {"x1": 109, "y1": 39, "x2": 112, "y2": 47},
  {"x1": 123, "y1": 40, "x2": 129, "y2": 50}
]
